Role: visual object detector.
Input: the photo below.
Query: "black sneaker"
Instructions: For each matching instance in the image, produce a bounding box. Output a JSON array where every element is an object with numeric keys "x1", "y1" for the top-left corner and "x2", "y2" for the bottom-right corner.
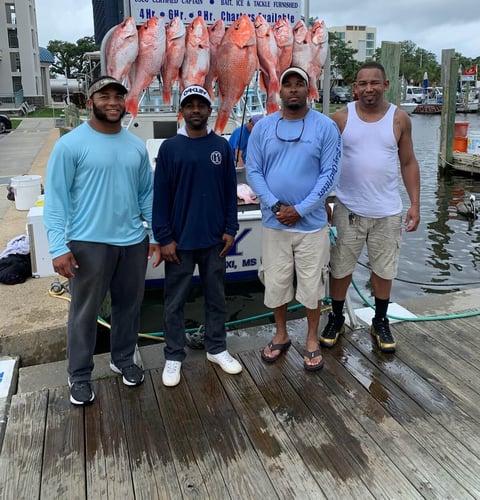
[
  {"x1": 371, "y1": 317, "x2": 396, "y2": 353},
  {"x1": 319, "y1": 312, "x2": 345, "y2": 347},
  {"x1": 110, "y1": 362, "x2": 145, "y2": 386},
  {"x1": 68, "y1": 379, "x2": 95, "y2": 406}
]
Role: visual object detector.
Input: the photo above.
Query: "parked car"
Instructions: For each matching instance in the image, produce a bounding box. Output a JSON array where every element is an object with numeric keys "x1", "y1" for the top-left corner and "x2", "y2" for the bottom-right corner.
[
  {"x1": 0, "y1": 114, "x2": 12, "y2": 134},
  {"x1": 330, "y1": 86, "x2": 352, "y2": 104},
  {"x1": 405, "y1": 86, "x2": 424, "y2": 103}
]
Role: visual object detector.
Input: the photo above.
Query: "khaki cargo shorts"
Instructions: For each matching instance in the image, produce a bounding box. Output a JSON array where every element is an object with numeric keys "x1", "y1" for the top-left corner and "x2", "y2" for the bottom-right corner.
[
  {"x1": 330, "y1": 201, "x2": 402, "y2": 280},
  {"x1": 258, "y1": 226, "x2": 330, "y2": 310}
]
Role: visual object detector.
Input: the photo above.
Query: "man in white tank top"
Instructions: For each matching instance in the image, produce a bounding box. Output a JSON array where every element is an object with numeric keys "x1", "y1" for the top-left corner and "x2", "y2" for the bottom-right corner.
[{"x1": 320, "y1": 62, "x2": 420, "y2": 353}]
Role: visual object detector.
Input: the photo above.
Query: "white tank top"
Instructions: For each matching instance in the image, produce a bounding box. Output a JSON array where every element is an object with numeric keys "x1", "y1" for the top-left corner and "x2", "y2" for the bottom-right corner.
[{"x1": 335, "y1": 101, "x2": 402, "y2": 217}]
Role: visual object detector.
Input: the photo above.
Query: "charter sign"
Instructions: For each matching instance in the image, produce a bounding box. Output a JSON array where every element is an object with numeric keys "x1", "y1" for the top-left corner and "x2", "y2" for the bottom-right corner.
[{"x1": 128, "y1": 0, "x2": 303, "y2": 25}]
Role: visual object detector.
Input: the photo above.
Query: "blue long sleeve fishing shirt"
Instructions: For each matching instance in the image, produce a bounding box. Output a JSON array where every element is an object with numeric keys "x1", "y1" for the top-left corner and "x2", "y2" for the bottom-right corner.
[{"x1": 44, "y1": 122, "x2": 154, "y2": 259}]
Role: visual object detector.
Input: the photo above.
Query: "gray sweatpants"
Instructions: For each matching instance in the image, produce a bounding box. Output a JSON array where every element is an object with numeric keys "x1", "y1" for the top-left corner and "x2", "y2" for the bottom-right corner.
[{"x1": 67, "y1": 238, "x2": 149, "y2": 382}]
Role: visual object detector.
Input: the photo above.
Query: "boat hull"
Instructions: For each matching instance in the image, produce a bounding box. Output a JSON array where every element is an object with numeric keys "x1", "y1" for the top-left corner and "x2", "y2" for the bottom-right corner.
[
  {"x1": 145, "y1": 207, "x2": 263, "y2": 288},
  {"x1": 412, "y1": 103, "x2": 442, "y2": 114}
]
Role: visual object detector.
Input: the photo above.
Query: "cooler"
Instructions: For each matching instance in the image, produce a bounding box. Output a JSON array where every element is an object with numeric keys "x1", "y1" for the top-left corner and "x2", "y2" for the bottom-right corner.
[{"x1": 27, "y1": 206, "x2": 56, "y2": 278}]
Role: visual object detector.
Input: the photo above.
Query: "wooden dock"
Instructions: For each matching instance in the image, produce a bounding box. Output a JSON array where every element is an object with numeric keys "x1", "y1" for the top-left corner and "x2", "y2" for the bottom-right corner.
[
  {"x1": 451, "y1": 151, "x2": 480, "y2": 175},
  {"x1": 1, "y1": 315, "x2": 480, "y2": 499}
]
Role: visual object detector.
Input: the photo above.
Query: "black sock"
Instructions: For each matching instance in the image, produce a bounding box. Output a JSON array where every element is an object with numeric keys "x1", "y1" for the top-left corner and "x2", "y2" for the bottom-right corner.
[
  {"x1": 374, "y1": 297, "x2": 389, "y2": 320},
  {"x1": 331, "y1": 299, "x2": 345, "y2": 318}
]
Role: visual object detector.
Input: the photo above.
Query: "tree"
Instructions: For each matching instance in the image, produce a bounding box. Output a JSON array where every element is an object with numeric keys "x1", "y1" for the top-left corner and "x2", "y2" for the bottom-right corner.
[
  {"x1": 328, "y1": 32, "x2": 360, "y2": 86},
  {"x1": 47, "y1": 36, "x2": 99, "y2": 78}
]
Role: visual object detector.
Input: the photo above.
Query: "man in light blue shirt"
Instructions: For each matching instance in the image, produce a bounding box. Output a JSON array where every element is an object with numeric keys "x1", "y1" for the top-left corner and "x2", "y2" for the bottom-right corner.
[
  {"x1": 44, "y1": 76, "x2": 161, "y2": 406},
  {"x1": 247, "y1": 67, "x2": 341, "y2": 371}
]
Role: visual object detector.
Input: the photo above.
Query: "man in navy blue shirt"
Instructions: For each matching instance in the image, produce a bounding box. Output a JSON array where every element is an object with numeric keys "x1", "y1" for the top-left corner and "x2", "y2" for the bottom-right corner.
[{"x1": 153, "y1": 85, "x2": 242, "y2": 387}]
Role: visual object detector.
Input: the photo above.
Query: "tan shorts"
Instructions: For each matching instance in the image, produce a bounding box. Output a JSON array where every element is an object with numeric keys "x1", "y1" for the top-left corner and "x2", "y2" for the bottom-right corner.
[
  {"x1": 258, "y1": 226, "x2": 330, "y2": 310},
  {"x1": 330, "y1": 201, "x2": 402, "y2": 280}
]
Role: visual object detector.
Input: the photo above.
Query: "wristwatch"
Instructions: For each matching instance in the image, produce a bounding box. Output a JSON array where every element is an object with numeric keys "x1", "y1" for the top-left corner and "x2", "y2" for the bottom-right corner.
[{"x1": 271, "y1": 201, "x2": 282, "y2": 214}]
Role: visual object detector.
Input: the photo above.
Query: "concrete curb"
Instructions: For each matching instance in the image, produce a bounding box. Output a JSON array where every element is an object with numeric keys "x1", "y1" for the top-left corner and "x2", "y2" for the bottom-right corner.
[{"x1": 0, "y1": 355, "x2": 19, "y2": 449}]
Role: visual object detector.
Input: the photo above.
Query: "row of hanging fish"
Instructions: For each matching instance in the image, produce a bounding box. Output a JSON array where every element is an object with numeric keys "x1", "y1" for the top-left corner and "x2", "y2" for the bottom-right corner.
[{"x1": 104, "y1": 15, "x2": 328, "y2": 133}]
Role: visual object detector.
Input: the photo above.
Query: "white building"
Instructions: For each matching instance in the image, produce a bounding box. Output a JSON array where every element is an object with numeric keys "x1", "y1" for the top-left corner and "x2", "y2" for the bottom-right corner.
[
  {"x1": 328, "y1": 25, "x2": 377, "y2": 62},
  {"x1": 0, "y1": 0, "x2": 48, "y2": 109}
]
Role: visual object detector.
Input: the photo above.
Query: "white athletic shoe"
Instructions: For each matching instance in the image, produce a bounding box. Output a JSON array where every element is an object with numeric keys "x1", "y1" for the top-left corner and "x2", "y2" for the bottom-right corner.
[
  {"x1": 206, "y1": 350, "x2": 242, "y2": 374},
  {"x1": 162, "y1": 360, "x2": 182, "y2": 387}
]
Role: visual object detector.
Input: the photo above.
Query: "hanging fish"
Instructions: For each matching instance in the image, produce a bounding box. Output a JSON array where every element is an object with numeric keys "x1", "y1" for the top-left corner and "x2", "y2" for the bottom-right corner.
[
  {"x1": 180, "y1": 16, "x2": 210, "y2": 91},
  {"x1": 291, "y1": 20, "x2": 319, "y2": 101},
  {"x1": 214, "y1": 15, "x2": 257, "y2": 134},
  {"x1": 125, "y1": 16, "x2": 166, "y2": 118},
  {"x1": 204, "y1": 19, "x2": 225, "y2": 99},
  {"x1": 160, "y1": 17, "x2": 186, "y2": 105},
  {"x1": 309, "y1": 20, "x2": 329, "y2": 99},
  {"x1": 104, "y1": 17, "x2": 139, "y2": 85},
  {"x1": 272, "y1": 17, "x2": 293, "y2": 77},
  {"x1": 254, "y1": 15, "x2": 280, "y2": 114}
]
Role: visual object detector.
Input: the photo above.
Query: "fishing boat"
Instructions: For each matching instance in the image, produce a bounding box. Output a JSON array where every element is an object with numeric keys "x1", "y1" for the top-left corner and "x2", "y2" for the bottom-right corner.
[
  {"x1": 399, "y1": 102, "x2": 417, "y2": 115},
  {"x1": 456, "y1": 90, "x2": 479, "y2": 113}
]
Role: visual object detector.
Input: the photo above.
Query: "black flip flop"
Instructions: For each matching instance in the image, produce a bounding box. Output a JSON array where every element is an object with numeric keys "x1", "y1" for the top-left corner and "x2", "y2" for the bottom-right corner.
[
  {"x1": 304, "y1": 349, "x2": 324, "y2": 371},
  {"x1": 261, "y1": 340, "x2": 292, "y2": 363}
]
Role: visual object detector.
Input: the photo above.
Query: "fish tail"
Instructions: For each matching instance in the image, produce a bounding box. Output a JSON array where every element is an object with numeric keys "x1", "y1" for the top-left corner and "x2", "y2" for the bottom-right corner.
[
  {"x1": 163, "y1": 87, "x2": 172, "y2": 105},
  {"x1": 125, "y1": 95, "x2": 139, "y2": 118},
  {"x1": 266, "y1": 100, "x2": 280, "y2": 114},
  {"x1": 214, "y1": 109, "x2": 230, "y2": 134},
  {"x1": 308, "y1": 86, "x2": 319, "y2": 101}
]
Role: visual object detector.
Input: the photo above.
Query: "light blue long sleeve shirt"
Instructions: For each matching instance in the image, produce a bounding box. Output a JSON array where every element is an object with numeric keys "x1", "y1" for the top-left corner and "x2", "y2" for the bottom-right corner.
[
  {"x1": 44, "y1": 122, "x2": 154, "y2": 259},
  {"x1": 246, "y1": 109, "x2": 342, "y2": 231}
]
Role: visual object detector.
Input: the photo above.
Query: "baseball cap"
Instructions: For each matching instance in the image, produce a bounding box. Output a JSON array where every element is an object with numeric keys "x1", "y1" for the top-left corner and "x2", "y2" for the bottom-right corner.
[
  {"x1": 249, "y1": 114, "x2": 263, "y2": 125},
  {"x1": 279, "y1": 66, "x2": 309, "y2": 85},
  {"x1": 88, "y1": 76, "x2": 128, "y2": 98},
  {"x1": 179, "y1": 85, "x2": 212, "y2": 107}
]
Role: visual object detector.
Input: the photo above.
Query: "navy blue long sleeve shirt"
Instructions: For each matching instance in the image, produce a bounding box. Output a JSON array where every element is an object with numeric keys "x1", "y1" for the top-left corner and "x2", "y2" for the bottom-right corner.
[{"x1": 152, "y1": 131, "x2": 239, "y2": 249}]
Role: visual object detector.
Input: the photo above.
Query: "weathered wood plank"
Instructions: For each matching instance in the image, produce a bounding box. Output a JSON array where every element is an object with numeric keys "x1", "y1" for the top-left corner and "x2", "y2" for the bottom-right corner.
[
  {"x1": 150, "y1": 368, "x2": 218, "y2": 498},
  {"x1": 333, "y1": 332, "x2": 480, "y2": 496},
  {"x1": 182, "y1": 357, "x2": 281, "y2": 498},
  {"x1": 278, "y1": 347, "x2": 424, "y2": 499},
  {"x1": 239, "y1": 349, "x2": 372, "y2": 499},
  {"x1": 118, "y1": 372, "x2": 182, "y2": 500},
  {"x1": 0, "y1": 389, "x2": 47, "y2": 499},
  {"x1": 315, "y1": 346, "x2": 475, "y2": 499},
  {"x1": 348, "y1": 324, "x2": 480, "y2": 459},
  {"x1": 392, "y1": 321, "x2": 480, "y2": 423},
  {"x1": 40, "y1": 386, "x2": 85, "y2": 499},
  {"x1": 219, "y1": 351, "x2": 327, "y2": 499},
  {"x1": 84, "y1": 378, "x2": 135, "y2": 498},
  {"x1": 405, "y1": 318, "x2": 480, "y2": 394}
]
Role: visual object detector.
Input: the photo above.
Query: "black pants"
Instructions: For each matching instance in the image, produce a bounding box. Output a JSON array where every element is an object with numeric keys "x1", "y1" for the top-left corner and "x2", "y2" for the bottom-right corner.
[
  {"x1": 67, "y1": 238, "x2": 149, "y2": 382},
  {"x1": 163, "y1": 243, "x2": 227, "y2": 361}
]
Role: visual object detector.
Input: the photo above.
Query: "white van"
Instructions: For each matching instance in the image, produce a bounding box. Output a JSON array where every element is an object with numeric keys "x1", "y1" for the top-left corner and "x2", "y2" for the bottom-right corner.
[{"x1": 405, "y1": 86, "x2": 424, "y2": 103}]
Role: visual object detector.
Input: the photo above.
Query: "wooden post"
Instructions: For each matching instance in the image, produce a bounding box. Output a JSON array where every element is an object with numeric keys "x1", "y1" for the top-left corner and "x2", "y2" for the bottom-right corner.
[
  {"x1": 322, "y1": 45, "x2": 331, "y2": 115},
  {"x1": 380, "y1": 42, "x2": 401, "y2": 104},
  {"x1": 438, "y1": 50, "x2": 458, "y2": 170}
]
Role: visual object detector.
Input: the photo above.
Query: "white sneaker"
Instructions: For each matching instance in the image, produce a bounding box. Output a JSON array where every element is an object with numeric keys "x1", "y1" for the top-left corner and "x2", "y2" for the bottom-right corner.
[
  {"x1": 162, "y1": 360, "x2": 182, "y2": 387},
  {"x1": 207, "y1": 351, "x2": 242, "y2": 374}
]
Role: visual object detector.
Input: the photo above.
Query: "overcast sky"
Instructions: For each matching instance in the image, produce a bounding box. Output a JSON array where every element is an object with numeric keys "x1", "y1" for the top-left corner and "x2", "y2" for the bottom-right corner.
[{"x1": 36, "y1": 0, "x2": 479, "y2": 61}]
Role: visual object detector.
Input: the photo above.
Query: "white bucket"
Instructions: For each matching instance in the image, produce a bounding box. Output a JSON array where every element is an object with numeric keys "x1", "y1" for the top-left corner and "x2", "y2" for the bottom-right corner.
[
  {"x1": 467, "y1": 130, "x2": 480, "y2": 155},
  {"x1": 10, "y1": 175, "x2": 42, "y2": 211}
]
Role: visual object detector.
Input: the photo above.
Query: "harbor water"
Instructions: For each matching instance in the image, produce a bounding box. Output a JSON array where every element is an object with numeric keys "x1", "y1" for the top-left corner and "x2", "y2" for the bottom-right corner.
[{"x1": 139, "y1": 113, "x2": 480, "y2": 336}]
